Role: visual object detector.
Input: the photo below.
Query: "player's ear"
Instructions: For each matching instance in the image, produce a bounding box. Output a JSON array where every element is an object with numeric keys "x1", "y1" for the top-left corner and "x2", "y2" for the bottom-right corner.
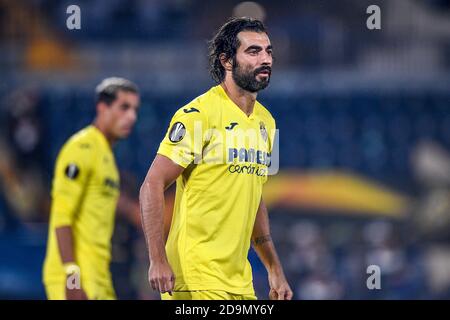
[
  {"x1": 220, "y1": 53, "x2": 233, "y2": 72},
  {"x1": 96, "y1": 101, "x2": 108, "y2": 115}
]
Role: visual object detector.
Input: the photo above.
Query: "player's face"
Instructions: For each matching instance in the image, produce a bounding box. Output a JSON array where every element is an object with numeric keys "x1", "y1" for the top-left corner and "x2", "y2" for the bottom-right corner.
[
  {"x1": 232, "y1": 31, "x2": 273, "y2": 93},
  {"x1": 106, "y1": 90, "x2": 140, "y2": 139}
]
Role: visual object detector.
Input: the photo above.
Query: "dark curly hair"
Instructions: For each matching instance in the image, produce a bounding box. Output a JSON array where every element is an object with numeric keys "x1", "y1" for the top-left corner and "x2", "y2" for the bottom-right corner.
[{"x1": 208, "y1": 17, "x2": 268, "y2": 83}]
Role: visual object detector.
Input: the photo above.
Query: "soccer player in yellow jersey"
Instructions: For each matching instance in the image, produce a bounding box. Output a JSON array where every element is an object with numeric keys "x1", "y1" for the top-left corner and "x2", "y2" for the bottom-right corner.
[
  {"x1": 140, "y1": 18, "x2": 292, "y2": 300},
  {"x1": 43, "y1": 77, "x2": 140, "y2": 300}
]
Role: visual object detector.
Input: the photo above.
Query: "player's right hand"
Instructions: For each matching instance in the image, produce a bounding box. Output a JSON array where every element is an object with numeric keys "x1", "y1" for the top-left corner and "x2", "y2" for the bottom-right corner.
[
  {"x1": 65, "y1": 284, "x2": 88, "y2": 300},
  {"x1": 148, "y1": 260, "x2": 175, "y2": 295}
]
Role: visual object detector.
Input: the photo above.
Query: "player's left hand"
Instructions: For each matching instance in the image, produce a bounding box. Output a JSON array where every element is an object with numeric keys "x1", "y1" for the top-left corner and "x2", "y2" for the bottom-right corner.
[{"x1": 268, "y1": 268, "x2": 293, "y2": 300}]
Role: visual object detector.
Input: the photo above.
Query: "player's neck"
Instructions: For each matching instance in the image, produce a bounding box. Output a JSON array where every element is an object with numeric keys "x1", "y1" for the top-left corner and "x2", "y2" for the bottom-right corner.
[
  {"x1": 221, "y1": 80, "x2": 256, "y2": 117},
  {"x1": 93, "y1": 119, "x2": 117, "y2": 147}
]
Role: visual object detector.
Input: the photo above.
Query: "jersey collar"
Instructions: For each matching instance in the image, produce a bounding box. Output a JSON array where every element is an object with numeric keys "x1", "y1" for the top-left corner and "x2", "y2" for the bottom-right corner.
[
  {"x1": 215, "y1": 85, "x2": 259, "y2": 121},
  {"x1": 89, "y1": 125, "x2": 113, "y2": 152}
]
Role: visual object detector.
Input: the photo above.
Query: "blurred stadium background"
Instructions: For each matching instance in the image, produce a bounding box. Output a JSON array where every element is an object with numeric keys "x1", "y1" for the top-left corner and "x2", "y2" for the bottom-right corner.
[{"x1": 0, "y1": 0, "x2": 449, "y2": 299}]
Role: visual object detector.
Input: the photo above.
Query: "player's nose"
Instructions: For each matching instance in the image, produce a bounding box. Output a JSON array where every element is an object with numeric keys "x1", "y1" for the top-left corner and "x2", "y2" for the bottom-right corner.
[
  {"x1": 260, "y1": 51, "x2": 272, "y2": 66},
  {"x1": 128, "y1": 109, "x2": 137, "y2": 124}
]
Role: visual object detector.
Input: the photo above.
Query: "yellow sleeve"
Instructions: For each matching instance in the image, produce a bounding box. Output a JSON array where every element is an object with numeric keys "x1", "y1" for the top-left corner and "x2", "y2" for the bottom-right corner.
[
  {"x1": 157, "y1": 105, "x2": 208, "y2": 168},
  {"x1": 50, "y1": 139, "x2": 94, "y2": 227},
  {"x1": 269, "y1": 117, "x2": 277, "y2": 154},
  {"x1": 264, "y1": 117, "x2": 277, "y2": 184}
]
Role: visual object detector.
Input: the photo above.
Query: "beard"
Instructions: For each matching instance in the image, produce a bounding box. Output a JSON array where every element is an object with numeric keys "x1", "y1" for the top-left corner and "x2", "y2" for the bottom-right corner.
[{"x1": 232, "y1": 59, "x2": 271, "y2": 93}]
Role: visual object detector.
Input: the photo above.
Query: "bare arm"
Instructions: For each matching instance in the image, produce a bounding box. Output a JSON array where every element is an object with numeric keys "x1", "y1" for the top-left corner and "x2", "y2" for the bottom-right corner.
[
  {"x1": 139, "y1": 154, "x2": 184, "y2": 295},
  {"x1": 55, "y1": 226, "x2": 76, "y2": 263},
  {"x1": 251, "y1": 199, "x2": 281, "y2": 271},
  {"x1": 252, "y1": 198, "x2": 293, "y2": 300},
  {"x1": 55, "y1": 226, "x2": 88, "y2": 300}
]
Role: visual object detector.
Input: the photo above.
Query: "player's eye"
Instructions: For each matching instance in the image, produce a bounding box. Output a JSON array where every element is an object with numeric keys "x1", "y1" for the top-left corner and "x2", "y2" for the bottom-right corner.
[
  {"x1": 247, "y1": 48, "x2": 259, "y2": 55},
  {"x1": 121, "y1": 103, "x2": 130, "y2": 111}
]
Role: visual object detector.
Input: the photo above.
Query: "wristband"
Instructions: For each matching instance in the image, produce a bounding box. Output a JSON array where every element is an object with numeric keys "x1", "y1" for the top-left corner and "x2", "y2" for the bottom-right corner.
[{"x1": 63, "y1": 262, "x2": 80, "y2": 276}]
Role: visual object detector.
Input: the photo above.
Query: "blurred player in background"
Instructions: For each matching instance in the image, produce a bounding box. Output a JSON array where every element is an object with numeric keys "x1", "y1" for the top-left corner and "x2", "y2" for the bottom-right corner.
[
  {"x1": 43, "y1": 77, "x2": 140, "y2": 300},
  {"x1": 140, "y1": 17, "x2": 292, "y2": 300}
]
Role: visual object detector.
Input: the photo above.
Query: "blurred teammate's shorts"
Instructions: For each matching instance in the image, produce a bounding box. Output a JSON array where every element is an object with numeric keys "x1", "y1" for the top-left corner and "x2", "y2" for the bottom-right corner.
[
  {"x1": 44, "y1": 281, "x2": 116, "y2": 300},
  {"x1": 161, "y1": 290, "x2": 257, "y2": 300}
]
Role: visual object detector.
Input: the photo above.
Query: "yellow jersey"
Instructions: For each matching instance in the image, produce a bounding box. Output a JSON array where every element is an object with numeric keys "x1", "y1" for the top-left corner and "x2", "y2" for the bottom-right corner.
[
  {"x1": 157, "y1": 85, "x2": 276, "y2": 295},
  {"x1": 43, "y1": 125, "x2": 120, "y2": 288}
]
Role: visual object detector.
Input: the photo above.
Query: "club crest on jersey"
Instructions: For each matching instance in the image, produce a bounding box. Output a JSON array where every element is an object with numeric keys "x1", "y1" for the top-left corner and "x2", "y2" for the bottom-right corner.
[
  {"x1": 169, "y1": 122, "x2": 186, "y2": 143},
  {"x1": 260, "y1": 121, "x2": 268, "y2": 142}
]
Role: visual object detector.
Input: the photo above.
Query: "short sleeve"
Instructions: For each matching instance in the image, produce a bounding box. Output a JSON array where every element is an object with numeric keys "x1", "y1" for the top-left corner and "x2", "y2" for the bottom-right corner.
[
  {"x1": 268, "y1": 117, "x2": 277, "y2": 154},
  {"x1": 263, "y1": 117, "x2": 277, "y2": 184},
  {"x1": 50, "y1": 140, "x2": 94, "y2": 227},
  {"x1": 157, "y1": 106, "x2": 208, "y2": 168}
]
